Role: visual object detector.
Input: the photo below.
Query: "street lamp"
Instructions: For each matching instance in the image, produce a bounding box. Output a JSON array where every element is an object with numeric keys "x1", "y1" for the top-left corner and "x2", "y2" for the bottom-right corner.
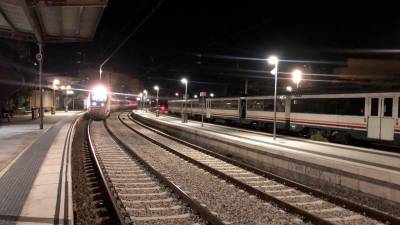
[
  {"x1": 143, "y1": 90, "x2": 148, "y2": 111},
  {"x1": 65, "y1": 85, "x2": 71, "y2": 112},
  {"x1": 52, "y1": 79, "x2": 60, "y2": 115},
  {"x1": 210, "y1": 93, "x2": 214, "y2": 98},
  {"x1": 67, "y1": 90, "x2": 74, "y2": 110},
  {"x1": 99, "y1": 67, "x2": 103, "y2": 80},
  {"x1": 181, "y1": 78, "x2": 188, "y2": 123},
  {"x1": 268, "y1": 55, "x2": 279, "y2": 140},
  {"x1": 154, "y1": 85, "x2": 159, "y2": 117},
  {"x1": 292, "y1": 69, "x2": 303, "y2": 88},
  {"x1": 194, "y1": 94, "x2": 198, "y2": 99},
  {"x1": 138, "y1": 92, "x2": 143, "y2": 110}
]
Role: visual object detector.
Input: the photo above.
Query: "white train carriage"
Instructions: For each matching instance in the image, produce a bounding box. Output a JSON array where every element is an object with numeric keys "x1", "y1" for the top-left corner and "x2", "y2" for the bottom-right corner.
[
  {"x1": 168, "y1": 92, "x2": 400, "y2": 143},
  {"x1": 245, "y1": 96, "x2": 291, "y2": 129},
  {"x1": 168, "y1": 99, "x2": 201, "y2": 116},
  {"x1": 205, "y1": 97, "x2": 240, "y2": 120},
  {"x1": 289, "y1": 92, "x2": 400, "y2": 142}
]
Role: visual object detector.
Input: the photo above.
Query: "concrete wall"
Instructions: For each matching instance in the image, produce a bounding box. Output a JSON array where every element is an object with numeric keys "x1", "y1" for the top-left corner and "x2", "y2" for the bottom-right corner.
[{"x1": 132, "y1": 113, "x2": 400, "y2": 206}]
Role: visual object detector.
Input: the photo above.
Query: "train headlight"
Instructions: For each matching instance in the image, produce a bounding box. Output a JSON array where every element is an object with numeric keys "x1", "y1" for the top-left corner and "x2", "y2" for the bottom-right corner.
[
  {"x1": 92, "y1": 102, "x2": 97, "y2": 106},
  {"x1": 91, "y1": 85, "x2": 108, "y2": 102}
]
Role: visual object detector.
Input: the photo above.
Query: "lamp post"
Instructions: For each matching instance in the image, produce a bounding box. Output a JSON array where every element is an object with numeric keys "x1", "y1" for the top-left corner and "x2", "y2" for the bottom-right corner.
[
  {"x1": 154, "y1": 85, "x2": 159, "y2": 117},
  {"x1": 65, "y1": 85, "x2": 71, "y2": 112},
  {"x1": 143, "y1": 90, "x2": 148, "y2": 111},
  {"x1": 52, "y1": 79, "x2": 60, "y2": 115},
  {"x1": 67, "y1": 90, "x2": 74, "y2": 110},
  {"x1": 181, "y1": 78, "x2": 188, "y2": 123},
  {"x1": 138, "y1": 92, "x2": 143, "y2": 110},
  {"x1": 292, "y1": 69, "x2": 303, "y2": 88},
  {"x1": 268, "y1": 56, "x2": 279, "y2": 140}
]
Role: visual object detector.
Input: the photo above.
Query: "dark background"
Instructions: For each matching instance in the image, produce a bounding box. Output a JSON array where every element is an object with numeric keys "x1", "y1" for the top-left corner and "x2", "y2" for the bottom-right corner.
[{"x1": 25, "y1": 1, "x2": 400, "y2": 96}]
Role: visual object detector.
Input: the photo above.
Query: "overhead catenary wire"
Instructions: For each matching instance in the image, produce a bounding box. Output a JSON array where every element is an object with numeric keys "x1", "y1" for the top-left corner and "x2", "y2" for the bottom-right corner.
[{"x1": 99, "y1": 0, "x2": 166, "y2": 77}]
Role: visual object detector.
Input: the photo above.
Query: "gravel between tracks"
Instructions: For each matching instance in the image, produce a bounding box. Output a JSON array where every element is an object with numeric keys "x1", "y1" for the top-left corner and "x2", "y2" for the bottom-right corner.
[
  {"x1": 108, "y1": 114, "x2": 308, "y2": 225},
  {"x1": 119, "y1": 112, "x2": 384, "y2": 225},
  {"x1": 90, "y1": 121, "x2": 206, "y2": 225}
]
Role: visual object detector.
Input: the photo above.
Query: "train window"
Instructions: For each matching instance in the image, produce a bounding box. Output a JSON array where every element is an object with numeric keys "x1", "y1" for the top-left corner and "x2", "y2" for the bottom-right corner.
[
  {"x1": 247, "y1": 99, "x2": 263, "y2": 111},
  {"x1": 384, "y1": 98, "x2": 393, "y2": 117},
  {"x1": 292, "y1": 98, "x2": 365, "y2": 116},
  {"x1": 211, "y1": 100, "x2": 238, "y2": 109},
  {"x1": 370, "y1": 98, "x2": 379, "y2": 116},
  {"x1": 247, "y1": 99, "x2": 284, "y2": 112}
]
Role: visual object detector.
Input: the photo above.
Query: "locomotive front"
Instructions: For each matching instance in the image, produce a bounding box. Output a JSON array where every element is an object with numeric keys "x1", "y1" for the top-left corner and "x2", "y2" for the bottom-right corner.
[{"x1": 88, "y1": 84, "x2": 110, "y2": 120}]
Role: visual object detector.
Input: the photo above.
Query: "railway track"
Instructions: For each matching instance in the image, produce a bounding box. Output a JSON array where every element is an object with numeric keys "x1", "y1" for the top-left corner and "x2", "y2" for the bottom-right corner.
[
  {"x1": 119, "y1": 111, "x2": 400, "y2": 225},
  {"x1": 88, "y1": 120, "x2": 223, "y2": 225}
]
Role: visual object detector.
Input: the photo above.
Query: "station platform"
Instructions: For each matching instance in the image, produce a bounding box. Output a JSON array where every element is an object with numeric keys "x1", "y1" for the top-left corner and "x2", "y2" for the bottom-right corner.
[
  {"x1": 0, "y1": 111, "x2": 81, "y2": 225},
  {"x1": 132, "y1": 111, "x2": 400, "y2": 206}
]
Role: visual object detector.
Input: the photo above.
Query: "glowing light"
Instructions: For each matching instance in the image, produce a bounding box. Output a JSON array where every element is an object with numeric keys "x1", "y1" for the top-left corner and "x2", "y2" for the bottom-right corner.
[
  {"x1": 154, "y1": 85, "x2": 159, "y2": 91},
  {"x1": 286, "y1": 86, "x2": 292, "y2": 92},
  {"x1": 66, "y1": 85, "x2": 71, "y2": 89},
  {"x1": 53, "y1": 79, "x2": 60, "y2": 86},
  {"x1": 60, "y1": 85, "x2": 66, "y2": 90},
  {"x1": 210, "y1": 93, "x2": 214, "y2": 97},
  {"x1": 194, "y1": 94, "x2": 198, "y2": 98},
  {"x1": 175, "y1": 93, "x2": 179, "y2": 96},
  {"x1": 91, "y1": 85, "x2": 108, "y2": 102},
  {"x1": 267, "y1": 56, "x2": 278, "y2": 65},
  {"x1": 181, "y1": 78, "x2": 188, "y2": 84},
  {"x1": 67, "y1": 90, "x2": 74, "y2": 94},
  {"x1": 292, "y1": 69, "x2": 302, "y2": 87}
]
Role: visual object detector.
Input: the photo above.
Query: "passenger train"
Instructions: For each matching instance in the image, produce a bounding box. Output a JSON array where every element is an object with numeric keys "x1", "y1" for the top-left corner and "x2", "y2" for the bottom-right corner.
[
  {"x1": 88, "y1": 85, "x2": 111, "y2": 120},
  {"x1": 168, "y1": 92, "x2": 400, "y2": 144},
  {"x1": 87, "y1": 84, "x2": 139, "y2": 120}
]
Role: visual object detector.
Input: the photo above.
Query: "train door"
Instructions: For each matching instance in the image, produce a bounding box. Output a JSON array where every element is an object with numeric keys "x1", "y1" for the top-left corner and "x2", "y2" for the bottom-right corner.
[
  {"x1": 367, "y1": 97, "x2": 395, "y2": 140},
  {"x1": 239, "y1": 99, "x2": 246, "y2": 119}
]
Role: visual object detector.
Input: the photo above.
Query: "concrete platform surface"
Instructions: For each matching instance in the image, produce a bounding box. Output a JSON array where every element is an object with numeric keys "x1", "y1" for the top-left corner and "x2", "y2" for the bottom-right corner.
[
  {"x1": 133, "y1": 111, "x2": 400, "y2": 203},
  {"x1": 0, "y1": 111, "x2": 79, "y2": 173},
  {"x1": 0, "y1": 111, "x2": 80, "y2": 225}
]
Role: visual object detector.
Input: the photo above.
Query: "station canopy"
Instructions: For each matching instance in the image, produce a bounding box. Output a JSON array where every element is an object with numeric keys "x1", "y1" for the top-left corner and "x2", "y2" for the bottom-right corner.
[{"x1": 0, "y1": 0, "x2": 107, "y2": 43}]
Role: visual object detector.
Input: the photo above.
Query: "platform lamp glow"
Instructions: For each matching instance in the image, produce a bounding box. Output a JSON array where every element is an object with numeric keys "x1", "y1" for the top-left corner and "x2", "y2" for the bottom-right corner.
[
  {"x1": 210, "y1": 93, "x2": 214, "y2": 98},
  {"x1": 292, "y1": 69, "x2": 303, "y2": 88},
  {"x1": 181, "y1": 78, "x2": 188, "y2": 123},
  {"x1": 52, "y1": 79, "x2": 60, "y2": 115},
  {"x1": 268, "y1": 55, "x2": 279, "y2": 140},
  {"x1": 154, "y1": 85, "x2": 160, "y2": 117},
  {"x1": 194, "y1": 94, "x2": 198, "y2": 99}
]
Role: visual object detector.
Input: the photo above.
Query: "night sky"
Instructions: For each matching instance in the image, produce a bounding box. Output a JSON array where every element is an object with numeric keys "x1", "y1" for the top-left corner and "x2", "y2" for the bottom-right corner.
[{"x1": 44, "y1": 1, "x2": 400, "y2": 95}]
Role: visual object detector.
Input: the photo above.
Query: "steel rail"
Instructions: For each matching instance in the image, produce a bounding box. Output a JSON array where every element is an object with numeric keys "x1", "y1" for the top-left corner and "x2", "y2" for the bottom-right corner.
[
  {"x1": 127, "y1": 112, "x2": 400, "y2": 225},
  {"x1": 87, "y1": 120, "x2": 131, "y2": 225},
  {"x1": 103, "y1": 119, "x2": 226, "y2": 225},
  {"x1": 119, "y1": 113, "x2": 334, "y2": 225}
]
